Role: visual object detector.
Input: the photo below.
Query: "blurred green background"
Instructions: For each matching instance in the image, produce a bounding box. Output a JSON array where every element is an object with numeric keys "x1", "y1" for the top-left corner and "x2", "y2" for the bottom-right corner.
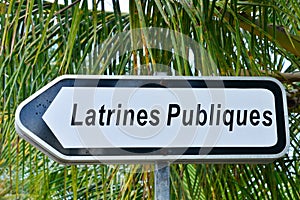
[{"x1": 0, "y1": 0, "x2": 299, "y2": 199}]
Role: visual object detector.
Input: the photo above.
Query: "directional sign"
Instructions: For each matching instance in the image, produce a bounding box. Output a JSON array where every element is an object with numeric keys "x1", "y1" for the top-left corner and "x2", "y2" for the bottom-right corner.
[{"x1": 15, "y1": 75, "x2": 289, "y2": 164}]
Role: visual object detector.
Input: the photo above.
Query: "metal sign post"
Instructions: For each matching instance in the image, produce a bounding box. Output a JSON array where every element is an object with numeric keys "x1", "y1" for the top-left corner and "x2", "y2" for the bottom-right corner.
[
  {"x1": 153, "y1": 72, "x2": 170, "y2": 200},
  {"x1": 154, "y1": 162, "x2": 170, "y2": 200},
  {"x1": 15, "y1": 75, "x2": 290, "y2": 199}
]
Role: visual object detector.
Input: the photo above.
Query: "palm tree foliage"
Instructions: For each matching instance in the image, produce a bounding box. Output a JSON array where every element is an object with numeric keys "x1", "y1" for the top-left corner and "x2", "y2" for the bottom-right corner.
[{"x1": 0, "y1": 0, "x2": 299, "y2": 199}]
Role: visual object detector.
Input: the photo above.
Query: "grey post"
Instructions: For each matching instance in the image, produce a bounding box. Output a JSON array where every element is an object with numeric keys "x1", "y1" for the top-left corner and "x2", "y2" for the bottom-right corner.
[
  {"x1": 154, "y1": 71, "x2": 170, "y2": 200},
  {"x1": 155, "y1": 162, "x2": 170, "y2": 200}
]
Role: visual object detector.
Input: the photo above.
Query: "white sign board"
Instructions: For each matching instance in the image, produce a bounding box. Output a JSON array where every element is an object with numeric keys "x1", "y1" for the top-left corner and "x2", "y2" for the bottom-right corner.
[{"x1": 15, "y1": 75, "x2": 289, "y2": 164}]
